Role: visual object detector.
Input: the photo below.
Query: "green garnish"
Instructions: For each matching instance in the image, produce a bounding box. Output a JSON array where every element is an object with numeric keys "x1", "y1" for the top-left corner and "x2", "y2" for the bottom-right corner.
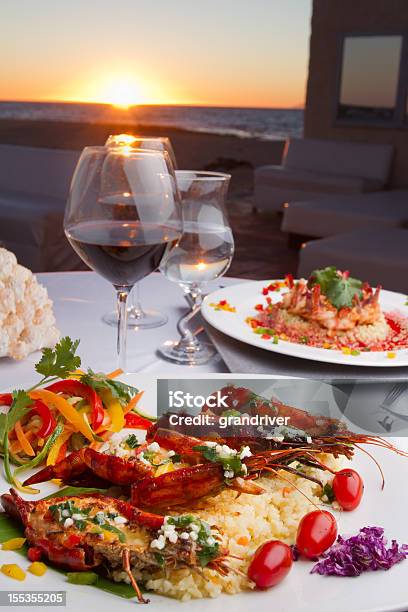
[
  {"x1": 67, "y1": 572, "x2": 98, "y2": 585},
  {"x1": 308, "y1": 266, "x2": 363, "y2": 309},
  {"x1": 125, "y1": 434, "x2": 140, "y2": 449},
  {"x1": 193, "y1": 445, "x2": 246, "y2": 478},
  {"x1": 221, "y1": 409, "x2": 241, "y2": 418},
  {"x1": 35, "y1": 337, "x2": 81, "y2": 381},
  {"x1": 322, "y1": 483, "x2": 336, "y2": 504},
  {"x1": 165, "y1": 515, "x2": 220, "y2": 567},
  {"x1": 80, "y1": 369, "x2": 138, "y2": 407}
]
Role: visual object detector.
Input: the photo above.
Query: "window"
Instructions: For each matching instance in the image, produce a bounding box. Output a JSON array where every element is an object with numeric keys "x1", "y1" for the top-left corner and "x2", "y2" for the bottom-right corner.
[{"x1": 336, "y1": 34, "x2": 408, "y2": 127}]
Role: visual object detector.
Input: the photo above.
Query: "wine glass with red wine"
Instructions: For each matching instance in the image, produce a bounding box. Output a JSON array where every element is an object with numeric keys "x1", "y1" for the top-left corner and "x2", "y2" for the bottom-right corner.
[
  {"x1": 64, "y1": 146, "x2": 182, "y2": 371},
  {"x1": 102, "y1": 134, "x2": 178, "y2": 330}
]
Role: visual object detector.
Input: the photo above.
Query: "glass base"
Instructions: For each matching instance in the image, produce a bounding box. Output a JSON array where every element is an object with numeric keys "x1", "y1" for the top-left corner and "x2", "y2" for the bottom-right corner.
[
  {"x1": 158, "y1": 339, "x2": 216, "y2": 365},
  {"x1": 103, "y1": 306, "x2": 168, "y2": 330}
]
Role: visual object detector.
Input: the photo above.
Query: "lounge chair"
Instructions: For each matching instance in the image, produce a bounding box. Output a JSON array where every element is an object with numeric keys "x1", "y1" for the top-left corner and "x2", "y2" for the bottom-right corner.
[
  {"x1": 298, "y1": 228, "x2": 408, "y2": 293},
  {"x1": 254, "y1": 138, "x2": 393, "y2": 213},
  {"x1": 0, "y1": 144, "x2": 83, "y2": 272},
  {"x1": 282, "y1": 190, "x2": 408, "y2": 240}
]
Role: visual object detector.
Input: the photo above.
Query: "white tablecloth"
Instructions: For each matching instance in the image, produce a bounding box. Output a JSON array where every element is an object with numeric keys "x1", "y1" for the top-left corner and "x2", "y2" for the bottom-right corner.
[{"x1": 1, "y1": 271, "x2": 243, "y2": 389}]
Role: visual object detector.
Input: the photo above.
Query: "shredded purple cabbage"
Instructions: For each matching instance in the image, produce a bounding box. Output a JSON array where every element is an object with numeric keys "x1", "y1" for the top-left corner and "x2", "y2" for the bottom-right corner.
[{"x1": 311, "y1": 526, "x2": 408, "y2": 577}]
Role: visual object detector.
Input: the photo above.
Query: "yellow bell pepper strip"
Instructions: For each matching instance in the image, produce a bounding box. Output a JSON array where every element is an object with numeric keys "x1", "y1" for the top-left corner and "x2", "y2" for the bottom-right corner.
[
  {"x1": 1, "y1": 564, "x2": 26, "y2": 581},
  {"x1": 28, "y1": 562, "x2": 47, "y2": 576},
  {"x1": 46, "y1": 427, "x2": 72, "y2": 466},
  {"x1": 30, "y1": 390, "x2": 95, "y2": 442},
  {"x1": 155, "y1": 462, "x2": 175, "y2": 477},
  {"x1": 1, "y1": 537, "x2": 26, "y2": 551},
  {"x1": 99, "y1": 389, "x2": 125, "y2": 433},
  {"x1": 14, "y1": 421, "x2": 35, "y2": 457}
]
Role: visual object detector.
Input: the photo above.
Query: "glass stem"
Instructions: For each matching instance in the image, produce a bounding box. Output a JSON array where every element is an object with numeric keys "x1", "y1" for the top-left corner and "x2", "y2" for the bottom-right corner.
[
  {"x1": 130, "y1": 284, "x2": 144, "y2": 319},
  {"x1": 116, "y1": 287, "x2": 130, "y2": 372},
  {"x1": 177, "y1": 285, "x2": 202, "y2": 353}
]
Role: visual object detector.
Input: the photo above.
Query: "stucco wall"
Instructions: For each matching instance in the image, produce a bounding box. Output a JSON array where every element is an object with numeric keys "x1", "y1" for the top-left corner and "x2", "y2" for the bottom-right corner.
[{"x1": 304, "y1": 0, "x2": 408, "y2": 188}]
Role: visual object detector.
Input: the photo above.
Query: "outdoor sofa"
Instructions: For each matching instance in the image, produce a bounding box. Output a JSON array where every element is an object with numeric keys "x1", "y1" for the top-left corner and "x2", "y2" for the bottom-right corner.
[
  {"x1": 254, "y1": 138, "x2": 394, "y2": 213},
  {"x1": 281, "y1": 190, "x2": 408, "y2": 240},
  {"x1": 298, "y1": 228, "x2": 408, "y2": 294},
  {"x1": 0, "y1": 144, "x2": 83, "y2": 271}
]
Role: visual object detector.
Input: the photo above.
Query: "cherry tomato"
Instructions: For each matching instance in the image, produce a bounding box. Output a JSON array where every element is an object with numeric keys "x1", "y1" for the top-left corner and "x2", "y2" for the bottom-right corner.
[
  {"x1": 332, "y1": 469, "x2": 364, "y2": 511},
  {"x1": 296, "y1": 510, "x2": 337, "y2": 558},
  {"x1": 247, "y1": 540, "x2": 293, "y2": 589}
]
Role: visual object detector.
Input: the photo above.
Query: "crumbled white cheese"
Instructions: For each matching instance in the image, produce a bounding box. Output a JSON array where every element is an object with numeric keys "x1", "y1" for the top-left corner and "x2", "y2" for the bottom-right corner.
[
  {"x1": 61, "y1": 509, "x2": 70, "y2": 518},
  {"x1": 190, "y1": 532, "x2": 198, "y2": 541},
  {"x1": 114, "y1": 516, "x2": 128, "y2": 525},
  {"x1": 306, "y1": 436, "x2": 312, "y2": 444},
  {"x1": 0, "y1": 248, "x2": 60, "y2": 360},
  {"x1": 63, "y1": 518, "x2": 74, "y2": 528},
  {"x1": 179, "y1": 532, "x2": 190, "y2": 540},
  {"x1": 167, "y1": 450, "x2": 175, "y2": 457},
  {"x1": 238, "y1": 446, "x2": 252, "y2": 460},
  {"x1": 147, "y1": 442, "x2": 161, "y2": 452},
  {"x1": 168, "y1": 531, "x2": 178, "y2": 544}
]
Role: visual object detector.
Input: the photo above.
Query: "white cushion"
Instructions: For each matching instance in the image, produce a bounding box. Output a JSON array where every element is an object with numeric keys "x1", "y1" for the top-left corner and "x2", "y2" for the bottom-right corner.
[
  {"x1": 255, "y1": 165, "x2": 381, "y2": 193},
  {"x1": 0, "y1": 144, "x2": 80, "y2": 199},
  {"x1": 284, "y1": 138, "x2": 393, "y2": 184},
  {"x1": 282, "y1": 190, "x2": 408, "y2": 237},
  {"x1": 298, "y1": 228, "x2": 408, "y2": 293}
]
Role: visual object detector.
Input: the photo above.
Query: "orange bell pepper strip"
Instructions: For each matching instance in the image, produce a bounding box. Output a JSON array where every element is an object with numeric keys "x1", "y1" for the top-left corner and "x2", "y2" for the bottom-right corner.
[
  {"x1": 30, "y1": 390, "x2": 94, "y2": 442},
  {"x1": 14, "y1": 422, "x2": 35, "y2": 457},
  {"x1": 107, "y1": 369, "x2": 123, "y2": 379},
  {"x1": 124, "y1": 390, "x2": 144, "y2": 414}
]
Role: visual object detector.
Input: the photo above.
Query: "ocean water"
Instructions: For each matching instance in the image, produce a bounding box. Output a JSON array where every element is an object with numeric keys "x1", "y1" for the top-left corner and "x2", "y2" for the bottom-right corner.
[{"x1": 0, "y1": 101, "x2": 303, "y2": 141}]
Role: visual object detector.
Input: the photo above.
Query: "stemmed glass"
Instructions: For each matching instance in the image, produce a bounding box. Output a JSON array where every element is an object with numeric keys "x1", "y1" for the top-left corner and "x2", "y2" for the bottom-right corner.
[
  {"x1": 159, "y1": 171, "x2": 233, "y2": 365},
  {"x1": 64, "y1": 146, "x2": 182, "y2": 371},
  {"x1": 102, "y1": 134, "x2": 178, "y2": 329}
]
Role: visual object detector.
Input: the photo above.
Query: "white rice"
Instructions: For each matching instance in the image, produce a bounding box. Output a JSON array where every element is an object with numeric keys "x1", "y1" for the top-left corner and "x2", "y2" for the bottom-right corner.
[{"x1": 140, "y1": 453, "x2": 345, "y2": 601}]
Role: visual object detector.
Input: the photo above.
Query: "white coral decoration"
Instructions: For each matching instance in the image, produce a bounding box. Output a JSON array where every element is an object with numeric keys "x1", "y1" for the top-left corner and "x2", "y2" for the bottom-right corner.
[{"x1": 0, "y1": 248, "x2": 60, "y2": 360}]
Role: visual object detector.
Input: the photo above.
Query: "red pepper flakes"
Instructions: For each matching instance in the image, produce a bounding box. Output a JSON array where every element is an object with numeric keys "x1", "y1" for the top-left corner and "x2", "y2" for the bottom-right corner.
[
  {"x1": 255, "y1": 304, "x2": 264, "y2": 311},
  {"x1": 261, "y1": 334, "x2": 271, "y2": 340}
]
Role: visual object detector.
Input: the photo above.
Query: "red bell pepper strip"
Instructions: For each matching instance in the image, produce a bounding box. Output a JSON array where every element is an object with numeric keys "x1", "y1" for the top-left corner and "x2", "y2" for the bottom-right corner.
[
  {"x1": 124, "y1": 412, "x2": 152, "y2": 430},
  {"x1": 28, "y1": 401, "x2": 56, "y2": 438},
  {"x1": 45, "y1": 380, "x2": 104, "y2": 430},
  {"x1": 0, "y1": 393, "x2": 55, "y2": 438}
]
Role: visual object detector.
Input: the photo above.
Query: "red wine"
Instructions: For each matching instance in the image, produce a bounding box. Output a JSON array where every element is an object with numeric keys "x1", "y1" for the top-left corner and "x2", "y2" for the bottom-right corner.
[{"x1": 66, "y1": 220, "x2": 180, "y2": 287}]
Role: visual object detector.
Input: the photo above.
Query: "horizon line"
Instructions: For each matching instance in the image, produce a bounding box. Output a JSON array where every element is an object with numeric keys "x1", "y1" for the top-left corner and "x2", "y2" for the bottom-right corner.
[{"x1": 0, "y1": 98, "x2": 305, "y2": 111}]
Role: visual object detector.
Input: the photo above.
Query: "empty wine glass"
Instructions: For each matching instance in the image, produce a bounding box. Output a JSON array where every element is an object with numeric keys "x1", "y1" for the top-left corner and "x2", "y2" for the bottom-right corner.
[
  {"x1": 102, "y1": 133, "x2": 178, "y2": 330},
  {"x1": 159, "y1": 171, "x2": 233, "y2": 365},
  {"x1": 64, "y1": 146, "x2": 182, "y2": 371}
]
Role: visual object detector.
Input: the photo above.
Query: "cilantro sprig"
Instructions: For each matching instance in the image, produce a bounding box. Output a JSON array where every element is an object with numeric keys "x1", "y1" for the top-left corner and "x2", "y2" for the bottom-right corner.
[
  {"x1": 35, "y1": 337, "x2": 81, "y2": 383},
  {"x1": 308, "y1": 266, "x2": 363, "y2": 309}
]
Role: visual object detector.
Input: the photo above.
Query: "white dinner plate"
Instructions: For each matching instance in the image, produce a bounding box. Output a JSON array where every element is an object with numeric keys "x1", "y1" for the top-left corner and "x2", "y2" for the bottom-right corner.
[
  {"x1": 201, "y1": 280, "x2": 408, "y2": 367},
  {"x1": 1, "y1": 374, "x2": 407, "y2": 612}
]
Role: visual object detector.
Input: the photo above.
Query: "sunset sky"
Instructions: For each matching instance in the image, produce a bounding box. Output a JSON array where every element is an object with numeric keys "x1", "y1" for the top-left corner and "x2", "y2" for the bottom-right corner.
[{"x1": 1, "y1": 0, "x2": 311, "y2": 108}]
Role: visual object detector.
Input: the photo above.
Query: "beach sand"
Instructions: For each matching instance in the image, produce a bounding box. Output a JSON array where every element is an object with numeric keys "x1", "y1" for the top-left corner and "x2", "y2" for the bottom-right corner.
[{"x1": 0, "y1": 119, "x2": 297, "y2": 278}]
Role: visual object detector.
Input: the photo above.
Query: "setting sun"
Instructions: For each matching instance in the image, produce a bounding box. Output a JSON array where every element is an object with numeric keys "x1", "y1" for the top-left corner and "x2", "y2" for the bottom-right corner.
[{"x1": 96, "y1": 75, "x2": 145, "y2": 108}]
